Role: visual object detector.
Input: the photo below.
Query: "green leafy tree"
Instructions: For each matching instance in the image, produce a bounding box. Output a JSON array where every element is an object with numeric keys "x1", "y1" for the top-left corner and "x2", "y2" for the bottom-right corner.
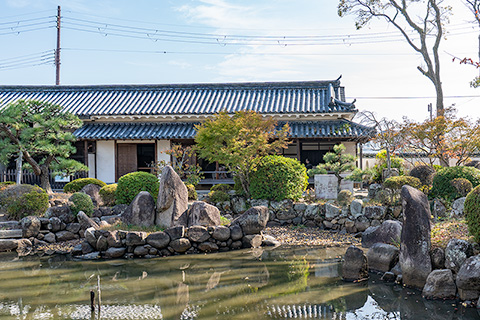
[
  {"x1": 195, "y1": 110, "x2": 290, "y2": 198},
  {"x1": 315, "y1": 144, "x2": 357, "y2": 192},
  {"x1": 0, "y1": 100, "x2": 86, "y2": 193}
]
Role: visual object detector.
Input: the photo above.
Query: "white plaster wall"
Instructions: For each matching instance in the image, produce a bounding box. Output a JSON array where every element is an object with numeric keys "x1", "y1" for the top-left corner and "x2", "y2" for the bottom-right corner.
[
  {"x1": 87, "y1": 154, "x2": 96, "y2": 178},
  {"x1": 96, "y1": 140, "x2": 115, "y2": 184},
  {"x1": 343, "y1": 142, "x2": 357, "y2": 156},
  {"x1": 157, "y1": 140, "x2": 171, "y2": 164}
]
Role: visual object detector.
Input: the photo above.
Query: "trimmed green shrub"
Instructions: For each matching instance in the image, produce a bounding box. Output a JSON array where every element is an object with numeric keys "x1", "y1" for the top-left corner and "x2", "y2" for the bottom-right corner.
[
  {"x1": 250, "y1": 155, "x2": 308, "y2": 201},
  {"x1": 464, "y1": 185, "x2": 480, "y2": 242},
  {"x1": 64, "y1": 178, "x2": 106, "y2": 193},
  {"x1": 431, "y1": 166, "x2": 480, "y2": 201},
  {"x1": 409, "y1": 165, "x2": 436, "y2": 186},
  {"x1": 337, "y1": 189, "x2": 353, "y2": 207},
  {"x1": 186, "y1": 183, "x2": 198, "y2": 200},
  {"x1": 116, "y1": 171, "x2": 159, "y2": 205},
  {"x1": 451, "y1": 178, "x2": 472, "y2": 198},
  {"x1": 384, "y1": 175, "x2": 421, "y2": 191},
  {"x1": 208, "y1": 190, "x2": 230, "y2": 203},
  {"x1": 210, "y1": 184, "x2": 232, "y2": 192},
  {"x1": 69, "y1": 192, "x2": 94, "y2": 216},
  {"x1": 99, "y1": 184, "x2": 117, "y2": 207},
  {"x1": 0, "y1": 184, "x2": 48, "y2": 220}
]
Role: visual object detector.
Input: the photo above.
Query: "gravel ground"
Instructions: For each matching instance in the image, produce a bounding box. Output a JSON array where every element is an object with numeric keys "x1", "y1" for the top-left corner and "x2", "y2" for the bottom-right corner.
[{"x1": 263, "y1": 226, "x2": 361, "y2": 247}]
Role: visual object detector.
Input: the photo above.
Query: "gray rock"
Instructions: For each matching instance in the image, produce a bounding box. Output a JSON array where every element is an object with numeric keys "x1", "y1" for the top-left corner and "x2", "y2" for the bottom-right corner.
[
  {"x1": 105, "y1": 247, "x2": 126, "y2": 259},
  {"x1": 350, "y1": 199, "x2": 364, "y2": 218},
  {"x1": 249, "y1": 199, "x2": 269, "y2": 208},
  {"x1": 156, "y1": 165, "x2": 189, "y2": 228},
  {"x1": 364, "y1": 206, "x2": 386, "y2": 220},
  {"x1": 262, "y1": 235, "x2": 281, "y2": 247},
  {"x1": 445, "y1": 239, "x2": 473, "y2": 273},
  {"x1": 125, "y1": 232, "x2": 147, "y2": 246},
  {"x1": 242, "y1": 234, "x2": 262, "y2": 248},
  {"x1": 229, "y1": 225, "x2": 243, "y2": 241},
  {"x1": 0, "y1": 221, "x2": 20, "y2": 230},
  {"x1": 273, "y1": 199, "x2": 296, "y2": 220},
  {"x1": 422, "y1": 269, "x2": 457, "y2": 300},
  {"x1": 78, "y1": 252, "x2": 100, "y2": 260},
  {"x1": 198, "y1": 242, "x2": 219, "y2": 252},
  {"x1": 43, "y1": 232, "x2": 56, "y2": 243},
  {"x1": 367, "y1": 243, "x2": 399, "y2": 273},
  {"x1": 49, "y1": 217, "x2": 63, "y2": 232},
  {"x1": 66, "y1": 223, "x2": 81, "y2": 234},
  {"x1": 212, "y1": 226, "x2": 230, "y2": 241},
  {"x1": 325, "y1": 203, "x2": 341, "y2": 219},
  {"x1": 187, "y1": 201, "x2": 221, "y2": 227},
  {"x1": 362, "y1": 220, "x2": 402, "y2": 248},
  {"x1": 368, "y1": 183, "x2": 382, "y2": 198},
  {"x1": 81, "y1": 184, "x2": 103, "y2": 207},
  {"x1": 399, "y1": 185, "x2": 432, "y2": 289},
  {"x1": 146, "y1": 231, "x2": 171, "y2": 249},
  {"x1": 170, "y1": 238, "x2": 191, "y2": 253},
  {"x1": 0, "y1": 239, "x2": 19, "y2": 251},
  {"x1": 231, "y1": 196, "x2": 248, "y2": 214},
  {"x1": 165, "y1": 226, "x2": 185, "y2": 240},
  {"x1": 0, "y1": 229, "x2": 22, "y2": 239},
  {"x1": 432, "y1": 198, "x2": 447, "y2": 220},
  {"x1": 21, "y1": 216, "x2": 41, "y2": 238},
  {"x1": 112, "y1": 204, "x2": 128, "y2": 216},
  {"x1": 77, "y1": 211, "x2": 100, "y2": 230},
  {"x1": 450, "y1": 197, "x2": 466, "y2": 218},
  {"x1": 96, "y1": 235, "x2": 108, "y2": 251},
  {"x1": 106, "y1": 231, "x2": 122, "y2": 248},
  {"x1": 84, "y1": 227, "x2": 97, "y2": 248},
  {"x1": 430, "y1": 247, "x2": 446, "y2": 270},
  {"x1": 133, "y1": 245, "x2": 149, "y2": 256},
  {"x1": 101, "y1": 215, "x2": 122, "y2": 225},
  {"x1": 342, "y1": 246, "x2": 368, "y2": 281},
  {"x1": 355, "y1": 216, "x2": 370, "y2": 232},
  {"x1": 294, "y1": 203, "x2": 307, "y2": 213},
  {"x1": 81, "y1": 241, "x2": 95, "y2": 254},
  {"x1": 55, "y1": 231, "x2": 76, "y2": 242},
  {"x1": 230, "y1": 206, "x2": 269, "y2": 235},
  {"x1": 381, "y1": 272, "x2": 396, "y2": 282},
  {"x1": 231, "y1": 240, "x2": 242, "y2": 249},
  {"x1": 45, "y1": 206, "x2": 73, "y2": 223},
  {"x1": 303, "y1": 204, "x2": 320, "y2": 220},
  {"x1": 122, "y1": 191, "x2": 156, "y2": 227},
  {"x1": 186, "y1": 226, "x2": 210, "y2": 242},
  {"x1": 391, "y1": 262, "x2": 402, "y2": 276},
  {"x1": 456, "y1": 255, "x2": 480, "y2": 300}
]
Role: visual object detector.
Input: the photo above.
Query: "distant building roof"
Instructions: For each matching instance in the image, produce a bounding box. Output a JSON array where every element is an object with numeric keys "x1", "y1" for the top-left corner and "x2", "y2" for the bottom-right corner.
[
  {"x1": 0, "y1": 79, "x2": 355, "y2": 117},
  {"x1": 73, "y1": 119, "x2": 373, "y2": 141}
]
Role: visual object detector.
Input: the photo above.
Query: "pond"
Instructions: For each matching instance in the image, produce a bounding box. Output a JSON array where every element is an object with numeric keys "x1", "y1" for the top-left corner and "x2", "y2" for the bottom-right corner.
[{"x1": 0, "y1": 246, "x2": 478, "y2": 320}]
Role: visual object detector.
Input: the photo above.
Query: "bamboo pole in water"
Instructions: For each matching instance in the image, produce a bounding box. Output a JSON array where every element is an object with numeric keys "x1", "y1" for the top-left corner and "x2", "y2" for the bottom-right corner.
[{"x1": 97, "y1": 275, "x2": 102, "y2": 314}]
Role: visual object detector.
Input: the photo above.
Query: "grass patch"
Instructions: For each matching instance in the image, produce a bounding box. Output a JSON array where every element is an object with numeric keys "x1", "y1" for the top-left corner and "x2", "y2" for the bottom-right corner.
[
  {"x1": 431, "y1": 219, "x2": 472, "y2": 249},
  {"x1": 101, "y1": 222, "x2": 164, "y2": 234},
  {"x1": 220, "y1": 216, "x2": 231, "y2": 226}
]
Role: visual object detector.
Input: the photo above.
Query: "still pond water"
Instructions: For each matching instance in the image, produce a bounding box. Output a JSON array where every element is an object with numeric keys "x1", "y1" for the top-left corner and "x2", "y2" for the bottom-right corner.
[{"x1": 0, "y1": 246, "x2": 478, "y2": 320}]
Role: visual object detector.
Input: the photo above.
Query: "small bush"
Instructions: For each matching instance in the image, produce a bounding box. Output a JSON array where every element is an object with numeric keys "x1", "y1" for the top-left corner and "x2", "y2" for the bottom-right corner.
[
  {"x1": 250, "y1": 155, "x2": 308, "y2": 201},
  {"x1": 64, "y1": 178, "x2": 106, "y2": 193},
  {"x1": 0, "y1": 181, "x2": 15, "y2": 192},
  {"x1": 431, "y1": 166, "x2": 480, "y2": 201},
  {"x1": 337, "y1": 189, "x2": 353, "y2": 207},
  {"x1": 0, "y1": 184, "x2": 48, "y2": 220},
  {"x1": 69, "y1": 192, "x2": 94, "y2": 216},
  {"x1": 409, "y1": 165, "x2": 436, "y2": 186},
  {"x1": 116, "y1": 171, "x2": 159, "y2": 205},
  {"x1": 99, "y1": 184, "x2": 117, "y2": 207},
  {"x1": 233, "y1": 175, "x2": 245, "y2": 196},
  {"x1": 384, "y1": 175, "x2": 421, "y2": 191},
  {"x1": 210, "y1": 184, "x2": 232, "y2": 193},
  {"x1": 208, "y1": 190, "x2": 230, "y2": 203},
  {"x1": 186, "y1": 183, "x2": 198, "y2": 200},
  {"x1": 451, "y1": 178, "x2": 473, "y2": 198},
  {"x1": 464, "y1": 185, "x2": 480, "y2": 242},
  {"x1": 307, "y1": 166, "x2": 327, "y2": 178}
]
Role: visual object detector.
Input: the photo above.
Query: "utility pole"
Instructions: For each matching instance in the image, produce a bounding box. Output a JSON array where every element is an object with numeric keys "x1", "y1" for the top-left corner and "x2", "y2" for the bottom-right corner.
[{"x1": 55, "y1": 6, "x2": 61, "y2": 85}]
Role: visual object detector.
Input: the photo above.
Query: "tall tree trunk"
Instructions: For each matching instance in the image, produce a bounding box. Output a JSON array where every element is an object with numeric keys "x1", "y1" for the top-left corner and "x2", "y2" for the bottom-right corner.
[{"x1": 39, "y1": 165, "x2": 52, "y2": 194}]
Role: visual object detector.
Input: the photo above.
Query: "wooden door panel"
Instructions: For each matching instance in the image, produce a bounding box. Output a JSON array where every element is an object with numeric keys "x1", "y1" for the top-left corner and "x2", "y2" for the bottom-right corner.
[{"x1": 117, "y1": 143, "x2": 137, "y2": 180}]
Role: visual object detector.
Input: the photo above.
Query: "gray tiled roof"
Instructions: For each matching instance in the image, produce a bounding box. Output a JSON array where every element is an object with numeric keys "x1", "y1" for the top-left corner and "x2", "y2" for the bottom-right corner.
[
  {"x1": 73, "y1": 120, "x2": 373, "y2": 140},
  {"x1": 0, "y1": 80, "x2": 355, "y2": 116}
]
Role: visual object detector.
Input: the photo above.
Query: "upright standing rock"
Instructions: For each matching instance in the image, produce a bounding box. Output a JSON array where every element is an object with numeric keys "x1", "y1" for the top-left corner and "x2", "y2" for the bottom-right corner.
[
  {"x1": 156, "y1": 165, "x2": 189, "y2": 228},
  {"x1": 342, "y1": 246, "x2": 368, "y2": 281},
  {"x1": 399, "y1": 186, "x2": 432, "y2": 289},
  {"x1": 187, "y1": 201, "x2": 221, "y2": 227},
  {"x1": 122, "y1": 191, "x2": 156, "y2": 227}
]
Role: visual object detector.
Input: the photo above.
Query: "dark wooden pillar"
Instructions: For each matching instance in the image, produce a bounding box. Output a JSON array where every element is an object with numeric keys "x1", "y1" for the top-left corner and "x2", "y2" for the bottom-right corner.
[{"x1": 296, "y1": 138, "x2": 301, "y2": 161}]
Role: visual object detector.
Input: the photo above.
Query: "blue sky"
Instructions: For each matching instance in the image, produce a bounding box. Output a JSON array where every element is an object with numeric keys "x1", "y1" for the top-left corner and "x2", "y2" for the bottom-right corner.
[{"x1": 1, "y1": 0, "x2": 479, "y2": 122}]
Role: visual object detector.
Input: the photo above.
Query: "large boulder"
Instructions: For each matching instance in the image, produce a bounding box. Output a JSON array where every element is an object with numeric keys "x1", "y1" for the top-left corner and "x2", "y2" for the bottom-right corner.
[
  {"x1": 366, "y1": 243, "x2": 399, "y2": 273},
  {"x1": 187, "y1": 201, "x2": 221, "y2": 227},
  {"x1": 350, "y1": 199, "x2": 363, "y2": 218},
  {"x1": 77, "y1": 211, "x2": 100, "y2": 231},
  {"x1": 230, "y1": 206, "x2": 269, "y2": 235},
  {"x1": 342, "y1": 246, "x2": 368, "y2": 281},
  {"x1": 156, "y1": 166, "x2": 189, "y2": 228},
  {"x1": 430, "y1": 247, "x2": 446, "y2": 270},
  {"x1": 450, "y1": 197, "x2": 466, "y2": 218},
  {"x1": 186, "y1": 226, "x2": 210, "y2": 242},
  {"x1": 422, "y1": 269, "x2": 457, "y2": 300},
  {"x1": 20, "y1": 216, "x2": 41, "y2": 238},
  {"x1": 361, "y1": 220, "x2": 402, "y2": 248},
  {"x1": 399, "y1": 185, "x2": 432, "y2": 289},
  {"x1": 325, "y1": 203, "x2": 340, "y2": 219},
  {"x1": 121, "y1": 191, "x2": 156, "y2": 227},
  {"x1": 456, "y1": 255, "x2": 480, "y2": 301},
  {"x1": 146, "y1": 231, "x2": 170, "y2": 249},
  {"x1": 81, "y1": 184, "x2": 103, "y2": 207},
  {"x1": 444, "y1": 239, "x2": 473, "y2": 273}
]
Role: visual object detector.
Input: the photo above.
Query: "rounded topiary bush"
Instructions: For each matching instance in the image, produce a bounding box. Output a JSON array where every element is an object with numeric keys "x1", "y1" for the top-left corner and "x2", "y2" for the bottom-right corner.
[
  {"x1": 464, "y1": 185, "x2": 480, "y2": 242},
  {"x1": 431, "y1": 166, "x2": 480, "y2": 201},
  {"x1": 0, "y1": 184, "x2": 48, "y2": 220},
  {"x1": 64, "y1": 178, "x2": 106, "y2": 193},
  {"x1": 250, "y1": 155, "x2": 308, "y2": 201},
  {"x1": 99, "y1": 184, "x2": 117, "y2": 207},
  {"x1": 186, "y1": 183, "x2": 198, "y2": 200},
  {"x1": 337, "y1": 189, "x2": 353, "y2": 207},
  {"x1": 208, "y1": 183, "x2": 232, "y2": 203},
  {"x1": 69, "y1": 192, "x2": 94, "y2": 216},
  {"x1": 116, "y1": 171, "x2": 159, "y2": 205},
  {"x1": 451, "y1": 178, "x2": 473, "y2": 198},
  {"x1": 409, "y1": 165, "x2": 436, "y2": 186},
  {"x1": 384, "y1": 175, "x2": 421, "y2": 191}
]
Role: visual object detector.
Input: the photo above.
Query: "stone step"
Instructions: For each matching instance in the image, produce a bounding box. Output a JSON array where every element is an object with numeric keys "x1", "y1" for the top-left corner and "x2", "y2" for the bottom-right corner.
[
  {"x1": 0, "y1": 221, "x2": 20, "y2": 230},
  {"x1": 0, "y1": 229, "x2": 23, "y2": 239}
]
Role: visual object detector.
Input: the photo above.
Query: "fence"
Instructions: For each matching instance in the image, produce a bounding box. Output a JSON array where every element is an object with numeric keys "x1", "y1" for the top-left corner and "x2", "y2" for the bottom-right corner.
[{"x1": 0, "y1": 169, "x2": 87, "y2": 190}]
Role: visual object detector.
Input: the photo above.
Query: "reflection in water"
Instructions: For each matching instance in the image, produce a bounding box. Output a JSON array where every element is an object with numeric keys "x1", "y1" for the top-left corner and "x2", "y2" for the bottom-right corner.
[{"x1": 0, "y1": 248, "x2": 478, "y2": 319}]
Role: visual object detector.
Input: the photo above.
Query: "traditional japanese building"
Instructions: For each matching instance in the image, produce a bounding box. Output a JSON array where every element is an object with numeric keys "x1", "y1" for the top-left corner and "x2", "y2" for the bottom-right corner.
[{"x1": 0, "y1": 77, "x2": 373, "y2": 184}]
